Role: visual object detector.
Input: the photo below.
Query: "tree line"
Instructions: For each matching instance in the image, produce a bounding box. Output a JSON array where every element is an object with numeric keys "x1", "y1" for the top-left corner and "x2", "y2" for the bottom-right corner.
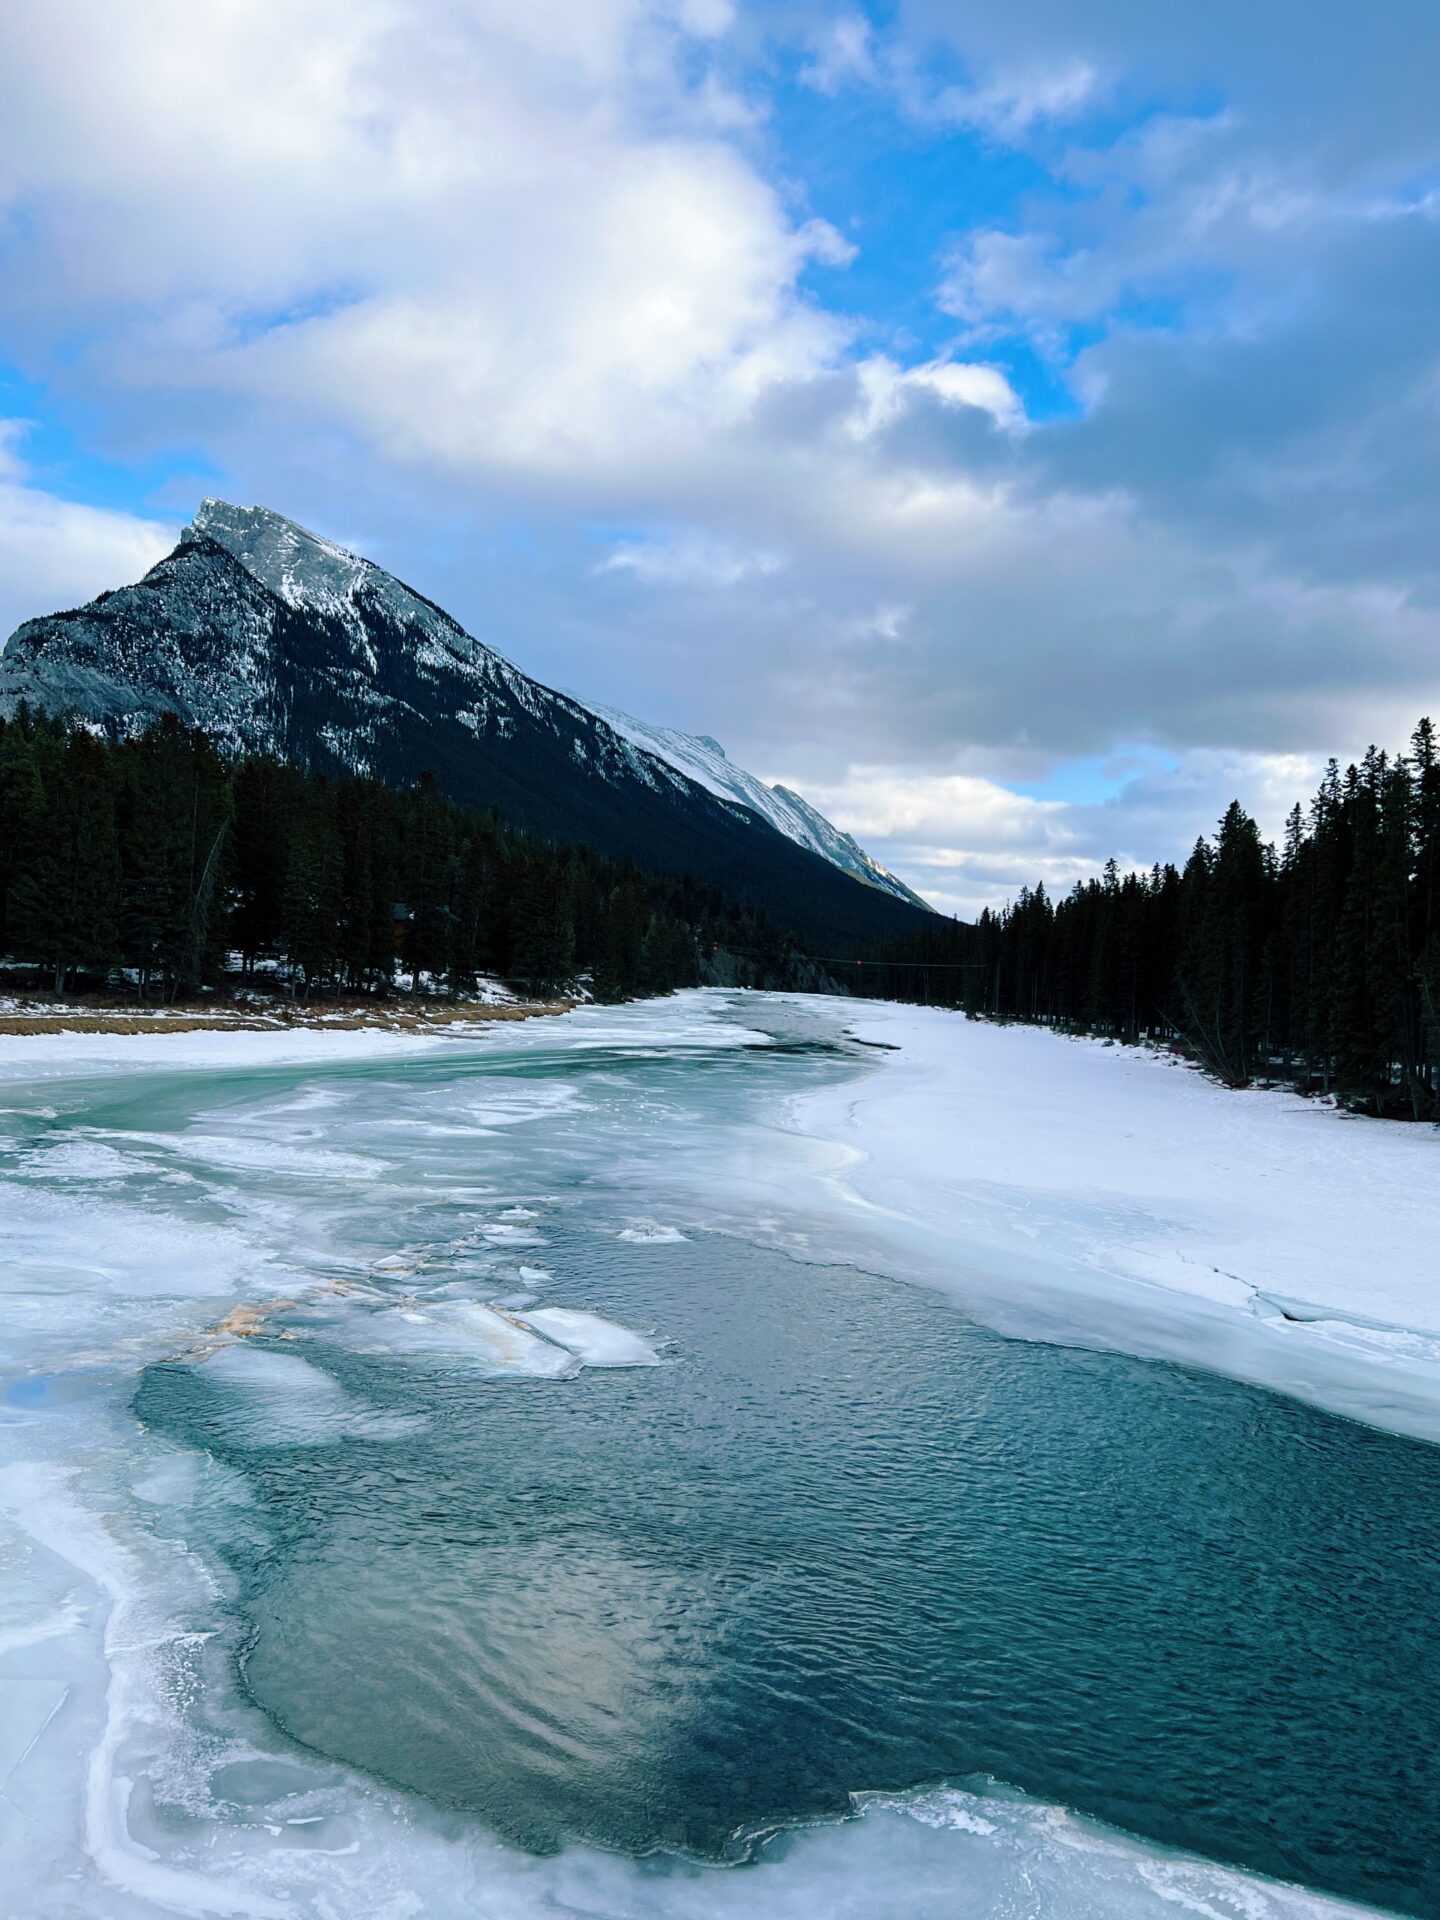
[
  {"x1": 857, "y1": 718, "x2": 1440, "y2": 1119},
  {"x1": 8, "y1": 702, "x2": 1438, "y2": 1116},
  {"x1": 0, "y1": 709, "x2": 803, "y2": 1005}
]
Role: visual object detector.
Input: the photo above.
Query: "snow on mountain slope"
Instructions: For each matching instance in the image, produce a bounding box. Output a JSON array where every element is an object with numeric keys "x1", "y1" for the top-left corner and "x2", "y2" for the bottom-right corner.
[
  {"x1": 194, "y1": 501, "x2": 925, "y2": 908},
  {"x1": 590, "y1": 704, "x2": 930, "y2": 910},
  {"x1": 0, "y1": 501, "x2": 938, "y2": 948}
]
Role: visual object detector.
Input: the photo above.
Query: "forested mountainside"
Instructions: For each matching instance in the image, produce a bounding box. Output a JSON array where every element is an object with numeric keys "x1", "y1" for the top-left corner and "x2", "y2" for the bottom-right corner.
[
  {"x1": 856, "y1": 720, "x2": 1440, "y2": 1120},
  {"x1": 0, "y1": 500, "x2": 935, "y2": 953},
  {"x1": 0, "y1": 711, "x2": 821, "y2": 1004}
]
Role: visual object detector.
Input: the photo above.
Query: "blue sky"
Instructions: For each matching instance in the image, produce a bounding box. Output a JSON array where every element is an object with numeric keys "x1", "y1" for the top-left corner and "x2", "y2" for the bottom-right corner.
[{"x1": 0, "y1": 1, "x2": 1437, "y2": 913}]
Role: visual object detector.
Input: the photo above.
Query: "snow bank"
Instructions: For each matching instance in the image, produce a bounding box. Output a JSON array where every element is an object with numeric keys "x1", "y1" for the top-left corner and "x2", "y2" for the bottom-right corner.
[
  {"x1": 0, "y1": 992, "x2": 773, "y2": 1086},
  {"x1": 789, "y1": 1003, "x2": 1440, "y2": 1441}
]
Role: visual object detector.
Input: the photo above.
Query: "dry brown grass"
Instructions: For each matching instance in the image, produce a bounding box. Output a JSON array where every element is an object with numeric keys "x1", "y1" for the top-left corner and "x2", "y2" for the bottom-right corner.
[{"x1": 0, "y1": 997, "x2": 573, "y2": 1038}]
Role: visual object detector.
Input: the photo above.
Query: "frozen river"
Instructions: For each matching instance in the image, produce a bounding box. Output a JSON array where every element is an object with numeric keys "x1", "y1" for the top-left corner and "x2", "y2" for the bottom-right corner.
[{"x1": 1, "y1": 992, "x2": 1435, "y2": 1919}]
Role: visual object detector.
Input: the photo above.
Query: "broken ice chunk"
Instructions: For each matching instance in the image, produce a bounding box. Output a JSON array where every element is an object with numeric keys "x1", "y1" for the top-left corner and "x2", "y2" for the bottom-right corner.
[{"x1": 517, "y1": 1308, "x2": 661, "y2": 1368}]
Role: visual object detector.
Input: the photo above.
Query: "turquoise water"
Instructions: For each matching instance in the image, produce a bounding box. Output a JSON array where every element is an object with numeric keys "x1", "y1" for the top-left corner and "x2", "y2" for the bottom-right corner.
[
  {"x1": 130, "y1": 1122, "x2": 1438, "y2": 1912},
  {"x1": 7, "y1": 1002, "x2": 1437, "y2": 1915}
]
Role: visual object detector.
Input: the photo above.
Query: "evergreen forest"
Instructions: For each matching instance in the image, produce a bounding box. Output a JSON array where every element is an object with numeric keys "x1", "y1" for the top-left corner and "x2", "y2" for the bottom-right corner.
[
  {"x1": 4, "y1": 705, "x2": 1439, "y2": 1119},
  {"x1": 855, "y1": 719, "x2": 1440, "y2": 1119},
  {"x1": 0, "y1": 709, "x2": 803, "y2": 1007}
]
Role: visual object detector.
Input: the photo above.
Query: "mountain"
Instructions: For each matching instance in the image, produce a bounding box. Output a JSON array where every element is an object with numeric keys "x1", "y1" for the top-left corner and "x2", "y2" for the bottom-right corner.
[
  {"x1": 588, "y1": 704, "x2": 929, "y2": 910},
  {"x1": 0, "y1": 500, "x2": 937, "y2": 949}
]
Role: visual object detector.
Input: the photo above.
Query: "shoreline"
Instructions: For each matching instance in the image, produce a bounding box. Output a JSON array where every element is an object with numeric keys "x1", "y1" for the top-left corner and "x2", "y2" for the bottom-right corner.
[
  {"x1": 0, "y1": 986, "x2": 1414, "y2": 1918},
  {"x1": 776, "y1": 996, "x2": 1440, "y2": 1444},
  {"x1": 0, "y1": 994, "x2": 573, "y2": 1039}
]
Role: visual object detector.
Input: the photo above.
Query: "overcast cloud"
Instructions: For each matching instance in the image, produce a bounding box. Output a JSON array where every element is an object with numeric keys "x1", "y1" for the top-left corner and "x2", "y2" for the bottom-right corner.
[{"x1": 0, "y1": 0, "x2": 1436, "y2": 914}]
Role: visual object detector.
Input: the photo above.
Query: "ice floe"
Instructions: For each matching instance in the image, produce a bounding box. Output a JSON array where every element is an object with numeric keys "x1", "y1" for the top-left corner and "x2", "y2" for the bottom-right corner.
[
  {"x1": 332, "y1": 1302, "x2": 578, "y2": 1379},
  {"x1": 15, "y1": 1138, "x2": 140, "y2": 1181},
  {"x1": 617, "y1": 1220, "x2": 689, "y2": 1245},
  {"x1": 516, "y1": 1308, "x2": 661, "y2": 1367},
  {"x1": 125, "y1": 1132, "x2": 386, "y2": 1180},
  {"x1": 458, "y1": 1084, "x2": 585, "y2": 1130},
  {"x1": 480, "y1": 1222, "x2": 547, "y2": 1245}
]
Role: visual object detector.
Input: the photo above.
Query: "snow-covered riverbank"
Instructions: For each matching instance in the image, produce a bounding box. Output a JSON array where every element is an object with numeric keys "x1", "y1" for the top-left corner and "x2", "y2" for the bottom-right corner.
[
  {"x1": 0, "y1": 992, "x2": 1422, "y2": 1919},
  {"x1": 0, "y1": 994, "x2": 753, "y2": 1083},
  {"x1": 788, "y1": 1000, "x2": 1440, "y2": 1441},
  {"x1": 5, "y1": 989, "x2": 1437, "y2": 1444}
]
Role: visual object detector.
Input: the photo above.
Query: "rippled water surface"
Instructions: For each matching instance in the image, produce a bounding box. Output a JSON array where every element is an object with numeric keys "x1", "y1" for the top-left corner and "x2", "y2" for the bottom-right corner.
[
  {"x1": 5, "y1": 998, "x2": 1438, "y2": 1918},
  {"x1": 103, "y1": 1030, "x2": 1436, "y2": 1915}
]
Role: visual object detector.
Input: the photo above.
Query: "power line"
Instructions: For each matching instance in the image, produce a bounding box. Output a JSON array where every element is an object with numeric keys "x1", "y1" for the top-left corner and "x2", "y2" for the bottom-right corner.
[{"x1": 710, "y1": 944, "x2": 983, "y2": 971}]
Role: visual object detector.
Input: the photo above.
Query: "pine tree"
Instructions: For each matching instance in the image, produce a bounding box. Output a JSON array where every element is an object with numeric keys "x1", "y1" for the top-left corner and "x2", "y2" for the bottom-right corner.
[
  {"x1": 510, "y1": 858, "x2": 576, "y2": 995},
  {"x1": 0, "y1": 714, "x2": 46, "y2": 961},
  {"x1": 1411, "y1": 719, "x2": 1440, "y2": 1114},
  {"x1": 1177, "y1": 804, "x2": 1266, "y2": 1085},
  {"x1": 282, "y1": 781, "x2": 344, "y2": 991},
  {"x1": 10, "y1": 730, "x2": 120, "y2": 992},
  {"x1": 400, "y1": 773, "x2": 454, "y2": 992},
  {"x1": 116, "y1": 718, "x2": 231, "y2": 999},
  {"x1": 230, "y1": 757, "x2": 295, "y2": 973}
]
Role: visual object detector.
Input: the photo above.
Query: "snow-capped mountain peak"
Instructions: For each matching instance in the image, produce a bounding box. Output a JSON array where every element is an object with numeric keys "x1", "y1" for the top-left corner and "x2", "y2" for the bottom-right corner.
[
  {"x1": 188, "y1": 499, "x2": 369, "y2": 611},
  {"x1": 182, "y1": 504, "x2": 925, "y2": 908},
  {"x1": 0, "y1": 500, "x2": 936, "y2": 941},
  {"x1": 184, "y1": 499, "x2": 490, "y2": 675}
]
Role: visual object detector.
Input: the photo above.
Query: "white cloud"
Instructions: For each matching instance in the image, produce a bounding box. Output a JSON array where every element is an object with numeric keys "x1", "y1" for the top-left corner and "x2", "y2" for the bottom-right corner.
[
  {"x1": 0, "y1": 428, "x2": 176, "y2": 646},
  {"x1": 799, "y1": 14, "x2": 877, "y2": 95},
  {"x1": 934, "y1": 59, "x2": 1100, "y2": 141},
  {"x1": 849, "y1": 355, "x2": 1024, "y2": 436},
  {"x1": 938, "y1": 229, "x2": 1115, "y2": 333},
  {"x1": 796, "y1": 763, "x2": 1071, "y2": 846},
  {"x1": 771, "y1": 762, "x2": 1085, "y2": 916},
  {"x1": 1, "y1": 0, "x2": 1438, "y2": 915},
  {"x1": 599, "y1": 530, "x2": 781, "y2": 588},
  {"x1": 796, "y1": 17, "x2": 1099, "y2": 147},
  {"x1": 0, "y1": 1, "x2": 855, "y2": 493}
]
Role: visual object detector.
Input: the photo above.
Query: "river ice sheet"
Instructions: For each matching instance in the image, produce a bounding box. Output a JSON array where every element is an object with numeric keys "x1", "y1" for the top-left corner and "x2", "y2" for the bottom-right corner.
[
  {"x1": 0, "y1": 991, "x2": 1425, "y2": 1918},
  {"x1": 775, "y1": 997, "x2": 1440, "y2": 1442}
]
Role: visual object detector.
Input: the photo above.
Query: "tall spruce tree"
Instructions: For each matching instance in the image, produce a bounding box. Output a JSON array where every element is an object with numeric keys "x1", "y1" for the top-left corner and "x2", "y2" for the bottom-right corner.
[{"x1": 9, "y1": 730, "x2": 120, "y2": 992}]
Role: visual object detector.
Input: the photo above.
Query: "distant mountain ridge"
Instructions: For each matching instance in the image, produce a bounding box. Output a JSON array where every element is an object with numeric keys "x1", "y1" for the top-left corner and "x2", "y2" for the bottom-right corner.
[
  {"x1": 0, "y1": 500, "x2": 936, "y2": 949},
  {"x1": 588, "y1": 704, "x2": 929, "y2": 910}
]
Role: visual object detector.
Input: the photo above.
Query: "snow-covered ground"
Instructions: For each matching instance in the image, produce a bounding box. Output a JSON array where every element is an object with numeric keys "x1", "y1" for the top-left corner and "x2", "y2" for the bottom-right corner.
[
  {"x1": 0, "y1": 1023, "x2": 462, "y2": 1080},
  {"x1": 783, "y1": 1000, "x2": 1440, "y2": 1442},
  {"x1": 587, "y1": 703, "x2": 930, "y2": 908},
  {"x1": 4, "y1": 990, "x2": 1437, "y2": 1443}
]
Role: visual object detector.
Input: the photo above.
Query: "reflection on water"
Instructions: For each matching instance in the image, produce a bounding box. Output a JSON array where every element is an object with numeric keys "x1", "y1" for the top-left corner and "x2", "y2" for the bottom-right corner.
[
  {"x1": 6, "y1": 998, "x2": 1437, "y2": 1918},
  {"x1": 138, "y1": 1226, "x2": 1440, "y2": 1918}
]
